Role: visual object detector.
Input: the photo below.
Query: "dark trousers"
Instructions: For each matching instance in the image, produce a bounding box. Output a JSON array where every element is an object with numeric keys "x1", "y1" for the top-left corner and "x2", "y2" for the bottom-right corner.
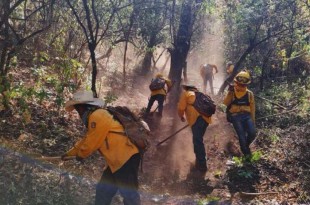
[
  {"x1": 203, "y1": 75, "x2": 214, "y2": 95},
  {"x1": 231, "y1": 113, "x2": 256, "y2": 156},
  {"x1": 191, "y1": 116, "x2": 208, "y2": 164},
  {"x1": 145, "y1": 94, "x2": 165, "y2": 115},
  {"x1": 95, "y1": 154, "x2": 141, "y2": 205}
]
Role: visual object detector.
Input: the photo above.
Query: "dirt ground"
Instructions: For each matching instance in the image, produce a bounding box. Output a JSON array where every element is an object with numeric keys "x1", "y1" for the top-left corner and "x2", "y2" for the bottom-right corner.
[
  {"x1": 0, "y1": 70, "x2": 307, "y2": 204},
  {"x1": 127, "y1": 67, "x2": 246, "y2": 204},
  {"x1": 1, "y1": 23, "x2": 308, "y2": 204},
  {"x1": 139, "y1": 107, "x2": 241, "y2": 204}
]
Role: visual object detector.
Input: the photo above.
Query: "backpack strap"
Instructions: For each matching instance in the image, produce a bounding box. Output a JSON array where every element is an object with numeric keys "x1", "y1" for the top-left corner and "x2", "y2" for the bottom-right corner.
[
  {"x1": 109, "y1": 130, "x2": 126, "y2": 136},
  {"x1": 227, "y1": 90, "x2": 251, "y2": 109}
]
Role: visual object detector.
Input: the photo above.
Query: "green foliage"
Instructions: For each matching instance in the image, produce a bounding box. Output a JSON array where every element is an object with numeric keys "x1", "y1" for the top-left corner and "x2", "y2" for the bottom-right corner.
[
  {"x1": 253, "y1": 66, "x2": 262, "y2": 77},
  {"x1": 214, "y1": 170, "x2": 222, "y2": 178},
  {"x1": 232, "y1": 151, "x2": 262, "y2": 167},
  {"x1": 250, "y1": 151, "x2": 262, "y2": 163},
  {"x1": 222, "y1": 0, "x2": 309, "y2": 85},
  {"x1": 237, "y1": 169, "x2": 253, "y2": 179},
  {"x1": 103, "y1": 91, "x2": 118, "y2": 106},
  {"x1": 257, "y1": 79, "x2": 310, "y2": 127},
  {"x1": 202, "y1": 0, "x2": 217, "y2": 15},
  {"x1": 197, "y1": 195, "x2": 220, "y2": 205},
  {"x1": 232, "y1": 156, "x2": 244, "y2": 167},
  {"x1": 270, "y1": 134, "x2": 280, "y2": 143},
  {"x1": 11, "y1": 56, "x2": 18, "y2": 67}
]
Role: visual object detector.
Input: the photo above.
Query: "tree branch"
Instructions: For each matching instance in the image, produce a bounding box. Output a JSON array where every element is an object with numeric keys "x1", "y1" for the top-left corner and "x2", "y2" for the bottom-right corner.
[
  {"x1": 91, "y1": 0, "x2": 99, "y2": 42},
  {"x1": 255, "y1": 95, "x2": 288, "y2": 109},
  {"x1": 240, "y1": 191, "x2": 279, "y2": 196},
  {"x1": 66, "y1": 0, "x2": 90, "y2": 42},
  {"x1": 82, "y1": 0, "x2": 95, "y2": 45}
]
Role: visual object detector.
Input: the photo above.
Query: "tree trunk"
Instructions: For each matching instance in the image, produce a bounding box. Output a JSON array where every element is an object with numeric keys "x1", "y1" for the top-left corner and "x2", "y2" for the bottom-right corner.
[
  {"x1": 217, "y1": 45, "x2": 255, "y2": 94},
  {"x1": 123, "y1": 41, "x2": 128, "y2": 82},
  {"x1": 141, "y1": 51, "x2": 153, "y2": 74},
  {"x1": 168, "y1": 2, "x2": 194, "y2": 105},
  {"x1": 0, "y1": 0, "x2": 11, "y2": 109},
  {"x1": 89, "y1": 43, "x2": 98, "y2": 98},
  {"x1": 168, "y1": 2, "x2": 192, "y2": 81},
  {"x1": 259, "y1": 49, "x2": 272, "y2": 90}
]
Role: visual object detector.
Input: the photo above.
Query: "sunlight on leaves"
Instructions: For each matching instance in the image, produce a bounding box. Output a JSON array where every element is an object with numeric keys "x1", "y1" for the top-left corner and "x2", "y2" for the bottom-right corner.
[
  {"x1": 197, "y1": 195, "x2": 220, "y2": 205},
  {"x1": 22, "y1": 110, "x2": 32, "y2": 124}
]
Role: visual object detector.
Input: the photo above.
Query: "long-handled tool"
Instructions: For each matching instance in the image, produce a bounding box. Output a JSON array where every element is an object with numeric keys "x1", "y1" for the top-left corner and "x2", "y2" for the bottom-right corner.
[
  {"x1": 156, "y1": 124, "x2": 189, "y2": 146},
  {"x1": 35, "y1": 156, "x2": 76, "y2": 161},
  {"x1": 149, "y1": 105, "x2": 159, "y2": 116}
]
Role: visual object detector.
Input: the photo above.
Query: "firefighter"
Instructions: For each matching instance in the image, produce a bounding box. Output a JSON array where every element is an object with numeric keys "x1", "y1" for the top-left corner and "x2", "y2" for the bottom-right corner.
[
  {"x1": 62, "y1": 90, "x2": 141, "y2": 205},
  {"x1": 145, "y1": 73, "x2": 172, "y2": 117},
  {"x1": 177, "y1": 85, "x2": 212, "y2": 172},
  {"x1": 223, "y1": 71, "x2": 256, "y2": 157},
  {"x1": 200, "y1": 64, "x2": 218, "y2": 95}
]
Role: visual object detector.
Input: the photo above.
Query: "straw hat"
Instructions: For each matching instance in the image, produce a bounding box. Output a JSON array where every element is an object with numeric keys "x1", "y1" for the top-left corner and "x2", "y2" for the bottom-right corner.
[{"x1": 65, "y1": 90, "x2": 105, "y2": 111}]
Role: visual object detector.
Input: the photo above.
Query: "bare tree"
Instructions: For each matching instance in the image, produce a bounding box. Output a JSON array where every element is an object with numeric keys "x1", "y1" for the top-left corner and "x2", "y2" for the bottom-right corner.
[
  {"x1": 0, "y1": 0, "x2": 55, "y2": 109},
  {"x1": 65, "y1": 0, "x2": 115, "y2": 97}
]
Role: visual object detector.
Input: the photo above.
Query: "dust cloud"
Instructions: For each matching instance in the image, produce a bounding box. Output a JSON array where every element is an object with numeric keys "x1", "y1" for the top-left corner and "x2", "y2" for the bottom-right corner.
[
  {"x1": 96, "y1": 15, "x2": 230, "y2": 181},
  {"x1": 144, "y1": 17, "x2": 229, "y2": 179}
]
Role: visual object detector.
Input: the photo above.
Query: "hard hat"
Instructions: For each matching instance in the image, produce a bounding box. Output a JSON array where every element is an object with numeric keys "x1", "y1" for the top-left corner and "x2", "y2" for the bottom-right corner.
[{"x1": 234, "y1": 70, "x2": 251, "y2": 85}]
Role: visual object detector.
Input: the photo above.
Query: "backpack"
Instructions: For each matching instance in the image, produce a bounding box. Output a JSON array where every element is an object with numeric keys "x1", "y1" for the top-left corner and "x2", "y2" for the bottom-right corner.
[
  {"x1": 107, "y1": 106, "x2": 150, "y2": 153},
  {"x1": 149, "y1": 77, "x2": 166, "y2": 91},
  {"x1": 192, "y1": 92, "x2": 216, "y2": 117}
]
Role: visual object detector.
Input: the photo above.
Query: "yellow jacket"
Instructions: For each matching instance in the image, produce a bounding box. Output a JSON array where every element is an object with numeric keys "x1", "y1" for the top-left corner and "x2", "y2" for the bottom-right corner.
[
  {"x1": 65, "y1": 109, "x2": 139, "y2": 173},
  {"x1": 223, "y1": 88, "x2": 255, "y2": 122},
  {"x1": 177, "y1": 90, "x2": 212, "y2": 126},
  {"x1": 151, "y1": 77, "x2": 172, "y2": 96}
]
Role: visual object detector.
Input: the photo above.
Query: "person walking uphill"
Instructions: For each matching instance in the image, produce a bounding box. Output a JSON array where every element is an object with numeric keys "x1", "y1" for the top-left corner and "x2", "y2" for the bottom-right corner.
[
  {"x1": 61, "y1": 90, "x2": 141, "y2": 205},
  {"x1": 145, "y1": 73, "x2": 172, "y2": 117},
  {"x1": 177, "y1": 85, "x2": 212, "y2": 172},
  {"x1": 200, "y1": 63, "x2": 218, "y2": 95},
  {"x1": 223, "y1": 70, "x2": 256, "y2": 157}
]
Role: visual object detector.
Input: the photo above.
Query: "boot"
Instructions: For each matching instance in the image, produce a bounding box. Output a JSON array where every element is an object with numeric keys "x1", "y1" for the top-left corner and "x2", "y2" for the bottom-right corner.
[{"x1": 156, "y1": 111, "x2": 163, "y2": 117}]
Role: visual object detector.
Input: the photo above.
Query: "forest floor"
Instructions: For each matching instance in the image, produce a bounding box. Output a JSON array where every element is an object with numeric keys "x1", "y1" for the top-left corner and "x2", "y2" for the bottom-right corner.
[{"x1": 0, "y1": 67, "x2": 309, "y2": 205}]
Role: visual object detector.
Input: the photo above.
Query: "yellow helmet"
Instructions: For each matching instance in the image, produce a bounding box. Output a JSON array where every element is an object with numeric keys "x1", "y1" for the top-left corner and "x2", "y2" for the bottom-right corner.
[
  {"x1": 234, "y1": 70, "x2": 251, "y2": 85},
  {"x1": 155, "y1": 73, "x2": 164, "y2": 78}
]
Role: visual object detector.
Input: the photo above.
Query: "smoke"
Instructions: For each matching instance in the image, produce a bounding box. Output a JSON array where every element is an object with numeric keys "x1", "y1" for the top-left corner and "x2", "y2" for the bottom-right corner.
[{"x1": 186, "y1": 18, "x2": 226, "y2": 94}]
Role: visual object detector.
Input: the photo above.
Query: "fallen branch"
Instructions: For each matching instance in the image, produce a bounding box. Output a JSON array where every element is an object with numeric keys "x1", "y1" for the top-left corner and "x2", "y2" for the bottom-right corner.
[
  {"x1": 256, "y1": 108, "x2": 299, "y2": 121},
  {"x1": 255, "y1": 95, "x2": 287, "y2": 110},
  {"x1": 240, "y1": 191, "x2": 279, "y2": 196},
  {"x1": 301, "y1": 161, "x2": 310, "y2": 168}
]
